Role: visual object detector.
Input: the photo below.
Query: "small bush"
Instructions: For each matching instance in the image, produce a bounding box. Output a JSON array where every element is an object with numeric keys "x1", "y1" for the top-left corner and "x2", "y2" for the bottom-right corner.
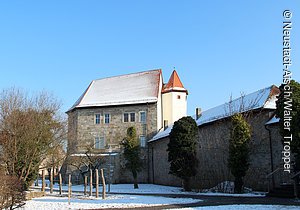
[{"x1": 0, "y1": 174, "x2": 25, "y2": 209}]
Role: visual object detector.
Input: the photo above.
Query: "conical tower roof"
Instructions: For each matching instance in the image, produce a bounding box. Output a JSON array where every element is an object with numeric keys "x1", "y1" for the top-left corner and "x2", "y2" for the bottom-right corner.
[{"x1": 162, "y1": 70, "x2": 188, "y2": 94}]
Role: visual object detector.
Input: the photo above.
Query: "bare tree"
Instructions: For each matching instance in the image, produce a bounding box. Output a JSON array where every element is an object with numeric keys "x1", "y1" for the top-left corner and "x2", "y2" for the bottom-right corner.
[
  {"x1": 0, "y1": 88, "x2": 66, "y2": 191},
  {"x1": 67, "y1": 144, "x2": 106, "y2": 184}
]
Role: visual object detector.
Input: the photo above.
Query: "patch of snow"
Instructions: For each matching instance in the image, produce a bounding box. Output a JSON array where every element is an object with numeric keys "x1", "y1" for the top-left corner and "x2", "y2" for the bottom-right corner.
[
  {"x1": 197, "y1": 181, "x2": 265, "y2": 197},
  {"x1": 23, "y1": 194, "x2": 201, "y2": 210},
  {"x1": 70, "y1": 152, "x2": 118, "y2": 157},
  {"x1": 32, "y1": 183, "x2": 266, "y2": 198},
  {"x1": 32, "y1": 183, "x2": 188, "y2": 195},
  {"x1": 109, "y1": 184, "x2": 186, "y2": 194}
]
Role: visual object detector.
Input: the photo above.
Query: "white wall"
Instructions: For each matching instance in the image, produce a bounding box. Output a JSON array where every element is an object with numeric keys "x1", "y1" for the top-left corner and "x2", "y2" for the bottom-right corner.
[
  {"x1": 156, "y1": 74, "x2": 163, "y2": 131},
  {"x1": 162, "y1": 91, "x2": 187, "y2": 126}
]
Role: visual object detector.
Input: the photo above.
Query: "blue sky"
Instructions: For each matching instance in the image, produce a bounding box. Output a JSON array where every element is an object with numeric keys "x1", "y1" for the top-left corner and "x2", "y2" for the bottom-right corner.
[{"x1": 0, "y1": 1, "x2": 299, "y2": 115}]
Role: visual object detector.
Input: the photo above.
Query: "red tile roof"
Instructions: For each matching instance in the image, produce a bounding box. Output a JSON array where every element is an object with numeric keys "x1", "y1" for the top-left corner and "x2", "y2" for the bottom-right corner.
[{"x1": 162, "y1": 70, "x2": 187, "y2": 94}]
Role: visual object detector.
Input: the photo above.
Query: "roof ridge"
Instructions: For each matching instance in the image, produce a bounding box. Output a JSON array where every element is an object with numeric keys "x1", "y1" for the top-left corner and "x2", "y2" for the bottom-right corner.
[
  {"x1": 205, "y1": 85, "x2": 276, "y2": 112},
  {"x1": 93, "y1": 69, "x2": 162, "y2": 82}
]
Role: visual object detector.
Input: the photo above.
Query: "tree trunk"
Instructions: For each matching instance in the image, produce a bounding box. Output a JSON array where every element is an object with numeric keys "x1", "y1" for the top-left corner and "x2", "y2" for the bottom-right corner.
[
  {"x1": 234, "y1": 176, "x2": 243, "y2": 193},
  {"x1": 101, "y1": 169, "x2": 106, "y2": 199},
  {"x1": 89, "y1": 169, "x2": 93, "y2": 196},
  {"x1": 133, "y1": 171, "x2": 138, "y2": 189},
  {"x1": 68, "y1": 174, "x2": 71, "y2": 205},
  {"x1": 50, "y1": 167, "x2": 53, "y2": 194},
  {"x1": 59, "y1": 173, "x2": 62, "y2": 195},
  {"x1": 41, "y1": 170, "x2": 45, "y2": 192},
  {"x1": 183, "y1": 178, "x2": 191, "y2": 191},
  {"x1": 84, "y1": 175, "x2": 87, "y2": 195},
  {"x1": 95, "y1": 169, "x2": 99, "y2": 198}
]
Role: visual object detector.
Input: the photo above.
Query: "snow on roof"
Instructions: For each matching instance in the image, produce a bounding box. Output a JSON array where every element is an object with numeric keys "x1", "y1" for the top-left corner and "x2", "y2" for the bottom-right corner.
[
  {"x1": 149, "y1": 85, "x2": 279, "y2": 142},
  {"x1": 148, "y1": 125, "x2": 173, "y2": 143},
  {"x1": 265, "y1": 116, "x2": 280, "y2": 125},
  {"x1": 71, "y1": 153, "x2": 118, "y2": 157},
  {"x1": 68, "y1": 69, "x2": 162, "y2": 111},
  {"x1": 195, "y1": 85, "x2": 279, "y2": 126}
]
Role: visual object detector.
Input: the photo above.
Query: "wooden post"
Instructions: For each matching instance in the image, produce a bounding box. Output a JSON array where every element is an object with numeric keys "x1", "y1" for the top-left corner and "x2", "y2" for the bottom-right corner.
[
  {"x1": 50, "y1": 167, "x2": 53, "y2": 193},
  {"x1": 95, "y1": 169, "x2": 99, "y2": 198},
  {"x1": 101, "y1": 169, "x2": 106, "y2": 199},
  {"x1": 89, "y1": 169, "x2": 93, "y2": 196},
  {"x1": 42, "y1": 170, "x2": 45, "y2": 192},
  {"x1": 68, "y1": 174, "x2": 71, "y2": 205},
  {"x1": 59, "y1": 173, "x2": 62, "y2": 195},
  {"x1": 84, "y1": 175, "x2": 87, "y2": 195}
]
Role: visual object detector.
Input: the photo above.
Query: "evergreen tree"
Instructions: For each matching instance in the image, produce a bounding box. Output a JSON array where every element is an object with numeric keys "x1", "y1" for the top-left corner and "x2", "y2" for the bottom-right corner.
[
  {"x1": 276, "y1": 80, "x2": 300, "y2": 169},
  {"x1": 167, "y1": 116, "x2": 198, "y2": 191},
  {"x1": 121, "y1": 127, "x2": 143, "y2": 189},
  {"x1": 228, "y1": 113, "x2": 251, "y2": 193}
]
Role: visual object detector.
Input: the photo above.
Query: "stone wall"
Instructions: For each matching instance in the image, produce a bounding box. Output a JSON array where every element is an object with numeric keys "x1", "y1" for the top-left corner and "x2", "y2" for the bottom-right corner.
[
  {"x1": 148, "y1": 137, "x2": 182, "y2": 187},
  {"x1": 149, "y1": 109, "x2": 284, "y2": 191},
  {"x1": 266, "y1": 122, "x2": 292, "y2": 188}
]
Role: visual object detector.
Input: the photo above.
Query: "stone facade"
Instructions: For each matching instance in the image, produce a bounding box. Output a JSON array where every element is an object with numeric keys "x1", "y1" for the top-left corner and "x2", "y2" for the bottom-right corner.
[
  {"x1": 149, "y1": 109, "x2": 284, "y2": 191},
  {"x1": 65, "y1": 102, "x2": 158, "y2": 183},
  {"x1": 68, "y1": 103, "x2": 158, "y2": 153}
]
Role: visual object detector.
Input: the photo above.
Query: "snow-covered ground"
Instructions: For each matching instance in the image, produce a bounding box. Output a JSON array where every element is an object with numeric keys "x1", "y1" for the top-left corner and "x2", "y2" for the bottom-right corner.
[
  {"x1": 171, "y1": 205, "x2": 300, "y2": 210},
  {"x1": 22, "y1": 194, "x2": 200, "y2": 210},
  {"x1": 25, "y1": 184, "x2": 299, "y2": 209},
  {"x1": 33, "y1": 182, "x2": 265, "y2": 197}
]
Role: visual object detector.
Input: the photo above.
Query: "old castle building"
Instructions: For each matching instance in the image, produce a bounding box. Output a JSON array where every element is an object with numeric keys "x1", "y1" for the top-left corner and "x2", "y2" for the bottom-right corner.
[
  {"x1": 65, "y1": 69, "x2": 284, "y2": 191},
  {"x1": 65, "y1": 69, "x2": 188, "y2": 183}
]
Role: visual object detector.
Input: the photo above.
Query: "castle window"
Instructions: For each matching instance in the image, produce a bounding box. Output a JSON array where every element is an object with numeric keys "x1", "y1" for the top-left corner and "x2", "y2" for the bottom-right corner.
[
  {"x1": 123, "y1": 113, "x2": 129, "y2": 122},
  {"x1": 95, "y1": 137, "x2": 105, "y2": 149},
  {"x1": 95, "y1": 114, "x2": 101, "y2": 124},
  {"x1": 139, "y1": 135, "x2": 146, "y2": 147},
  {"x1": 139, "y1": 111, "x2": 146, "y2": 123},
  {"x1": 177, "y1": 95, "x2": 181, "y2": 99},
  {"x1": 123, "y1": 112, "x2": 135, "y2": 122},
  {"x1": 130, "y1": 113, "x2": 135, "y2": 122},
  {"x1": 104, "y1": 113, "x2": 110, "y2": 124}
]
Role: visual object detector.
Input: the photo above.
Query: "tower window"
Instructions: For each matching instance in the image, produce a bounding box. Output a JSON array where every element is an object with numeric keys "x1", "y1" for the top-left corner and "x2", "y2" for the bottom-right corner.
[{"x1": 177, "y1": 95, "x2": 181, "y2": 99}]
